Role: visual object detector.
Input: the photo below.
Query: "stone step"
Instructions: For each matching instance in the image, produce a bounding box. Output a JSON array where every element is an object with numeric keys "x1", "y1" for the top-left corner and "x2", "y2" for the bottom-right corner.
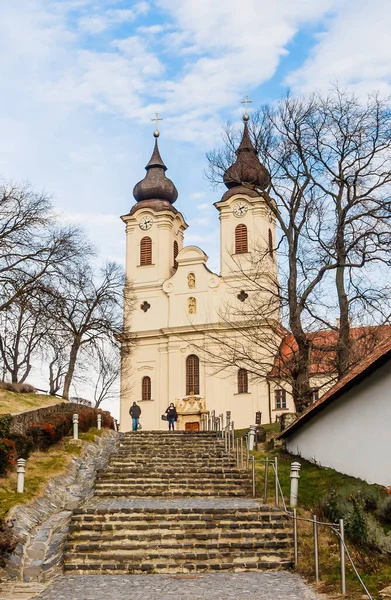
[
  {"x1": 68, "y1": 527, "x2": 291, "y2": 540},
  {"x1": 92, "y1": 489, "x2": 248, "y2": 497},
  {"x1": 96, "y1": 476, "x2": 249, "y2": 484},
  {"x1": 66, "y1": 539, "x2": 292, "y2": 554}
]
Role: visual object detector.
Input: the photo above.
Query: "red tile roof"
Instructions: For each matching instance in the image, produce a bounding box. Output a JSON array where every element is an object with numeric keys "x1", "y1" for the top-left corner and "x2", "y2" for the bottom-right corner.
[
  {"x1": 278, "y1": 333, "x2": 391, "y2": 439},
  {"x1": 268, "y1": 325, "x2": 391, "y2": 379}
]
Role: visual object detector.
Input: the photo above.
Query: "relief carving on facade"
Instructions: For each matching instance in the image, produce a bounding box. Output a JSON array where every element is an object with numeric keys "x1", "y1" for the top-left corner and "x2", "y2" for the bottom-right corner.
[
  {"x1": 176, "y1": 395, "x2": 206, "y2": 415},
  {"x1": 187, "y1": 272, "x2": 196, "y2": 289},
  {"x1": 188, "y1": 297, "x2": 196, "y2": 314}
]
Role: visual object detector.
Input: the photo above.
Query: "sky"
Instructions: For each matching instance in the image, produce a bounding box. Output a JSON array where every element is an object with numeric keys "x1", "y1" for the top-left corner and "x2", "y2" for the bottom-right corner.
[{"x1": 1, "y1": 0, "x2": 391, "y2": 414}]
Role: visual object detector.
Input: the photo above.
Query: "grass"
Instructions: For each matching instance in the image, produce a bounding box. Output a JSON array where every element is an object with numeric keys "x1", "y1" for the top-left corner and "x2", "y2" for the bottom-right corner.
[
  {"x1": 251, "y1": 443, "x2": 391, "y2": 600},
  {"x1": 0, "y1": 390, "x2": 64, "y2": 415},
  {"x1": 0, "y1": 428, "x2": 104, "y2": 519}
]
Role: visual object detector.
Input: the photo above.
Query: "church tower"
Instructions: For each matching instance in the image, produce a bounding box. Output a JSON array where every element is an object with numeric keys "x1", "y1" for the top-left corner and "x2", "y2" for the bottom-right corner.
[{"x1": 214, "y1": 113, "x2": 276, "y2": 280}]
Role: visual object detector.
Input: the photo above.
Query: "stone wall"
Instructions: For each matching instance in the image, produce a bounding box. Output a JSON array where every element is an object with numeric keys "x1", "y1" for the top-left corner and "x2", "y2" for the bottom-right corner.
[
  {"x1": 10, "y1": 403, "x2": 100, "y2": 435},
  {"x1": 1, "y1": 430, "x2": 120, "y2": 583}
]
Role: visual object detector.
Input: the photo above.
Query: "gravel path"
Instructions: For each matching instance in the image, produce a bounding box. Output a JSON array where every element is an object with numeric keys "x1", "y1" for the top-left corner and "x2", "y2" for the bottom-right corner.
[{"x1": 36, "y1": 573, "x2": 324, "y2": 599}]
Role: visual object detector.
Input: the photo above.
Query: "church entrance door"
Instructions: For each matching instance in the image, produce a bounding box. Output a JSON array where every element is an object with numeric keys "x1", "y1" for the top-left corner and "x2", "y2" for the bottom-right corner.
[{"x1": 185, "y1": 422, "x2": 200, "y2": 431}]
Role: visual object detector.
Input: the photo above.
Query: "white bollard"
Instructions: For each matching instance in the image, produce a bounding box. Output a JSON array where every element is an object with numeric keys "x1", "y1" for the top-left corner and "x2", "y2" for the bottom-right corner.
[
  {"x1": 17, "y1": 458, "x2": 26, "y2": 493},
  {"x1": 248, "y1": 425, "x2": 256, "y2": 451},
  {"x1": 97, "y1": 414, "x2": 102, "y2": 431},
  {"x1": 290, "y1": 461, "x2": 301, "y2": 507},
  {"x1": 73, "y1": 413, "x2": 79, "y2": 440}
]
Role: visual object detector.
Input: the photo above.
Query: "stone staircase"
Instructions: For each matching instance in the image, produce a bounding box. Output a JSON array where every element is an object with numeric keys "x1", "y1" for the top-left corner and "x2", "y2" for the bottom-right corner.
[{"x1": 64, "y1": 431, "x2": 293, "y2": 574}]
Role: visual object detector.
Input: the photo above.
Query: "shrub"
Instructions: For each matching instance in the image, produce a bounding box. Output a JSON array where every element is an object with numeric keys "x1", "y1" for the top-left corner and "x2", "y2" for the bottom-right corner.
[
  {"x1": 0, "y1": 381, "x2": 36, "y2": 394},
  {"x1": 8, "y1": 434, "x2": 34, "y2": 460},
  {"x1": 26, "y1": 423, "x2": 56, "y2": 451},
  {"x1": 318, "y1": 489, "x2": 368, "y2": 546},
  {"x1": 377, "y1": 496, "x2": 391, "y2": 524},
  {"x1": 366, "y1": 514, "x2": 391, "y2": 555},
  {"x1": 101, "y1": 410, "x2": 115, "y2": 430},
  {"x1": 0, "y1": 414, "x2": 12, "y2": 438},
  {"x1": 51, "y1": 415, "x2": 72, "y2": 440},
  {"x1": 0, "y1": 438, "x2": 16, "y2": 476}
]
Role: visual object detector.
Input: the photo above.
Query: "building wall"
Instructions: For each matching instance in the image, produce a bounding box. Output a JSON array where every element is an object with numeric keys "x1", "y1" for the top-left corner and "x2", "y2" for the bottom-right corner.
[{"x1": 285, "y1": 360, "x2": 391, "y2": 487}]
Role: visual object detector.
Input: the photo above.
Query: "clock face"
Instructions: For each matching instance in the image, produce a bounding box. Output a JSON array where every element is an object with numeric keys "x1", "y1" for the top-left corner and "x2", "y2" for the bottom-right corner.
[
  {"x1": 139, "y1": 215, "x2": 153, "y2": 230},
  {"x1": 233, "y1": 201, "x2": 248, "y2": 217}
]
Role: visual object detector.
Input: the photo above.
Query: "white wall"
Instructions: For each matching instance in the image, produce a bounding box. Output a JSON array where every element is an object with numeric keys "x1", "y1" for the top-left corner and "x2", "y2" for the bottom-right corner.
[{"x1": 286, "y1": 360, "x2": 391, "y2": 487}]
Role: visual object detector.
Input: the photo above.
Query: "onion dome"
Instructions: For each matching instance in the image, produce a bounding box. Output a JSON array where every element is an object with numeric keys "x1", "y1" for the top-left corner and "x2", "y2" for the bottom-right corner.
[
  {"x1": 223, "y1": 117, "x2": 271, "y2": 191},
  {"x1": 133, "y1": 132, "x2": 178, "y2": 204}
]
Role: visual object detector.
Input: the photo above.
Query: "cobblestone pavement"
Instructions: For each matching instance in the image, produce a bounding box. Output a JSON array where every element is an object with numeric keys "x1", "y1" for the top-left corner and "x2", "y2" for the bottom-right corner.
[
  {"x1": 0, "y1": 582, "x2": 46, "y2": 600},
  {"x1": 84, "y1": 497, "x2": 261, "y2": 510},
  {"x1": 36, "y1": 573, "x2": 324, "y2": 599}
]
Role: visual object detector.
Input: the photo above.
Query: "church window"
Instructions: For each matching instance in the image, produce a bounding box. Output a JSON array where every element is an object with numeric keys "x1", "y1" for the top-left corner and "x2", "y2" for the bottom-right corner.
[
  {"x1": 275, "y1": 388, "x2": 287, "y2": 409},
  {"x1": 268, "y1": 228, "x2": 274, "y2": 258},
  {"x1": 142, "y1": 376, "x2": 151, "y2": 401},
  {"x1": 140, "y1": 236, "x2": 152, "y2": 266},
  {"x1": 235, "y1": 224, "x2": 248, "y2": 254},
  {"x1": 186, "y1": 354, "x2": 199, "y2": 395},
  {"x1": 188, "y1": 297, "x2": 196, "y2": 314},
  {"x1": 173, "y1": 240, "x2": 179, "y2": 270},
  {"x1": 188, "y1": 272, "x2": 196, "y2": 289},
  {"x1": 237, "y1": 368, "x2": 248, "y2": 393}
]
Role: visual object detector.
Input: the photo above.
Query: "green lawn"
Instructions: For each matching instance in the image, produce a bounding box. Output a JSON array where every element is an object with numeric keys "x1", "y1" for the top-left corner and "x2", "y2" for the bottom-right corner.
[{"x1": 250, "y1": 442, "x2": 390, "y2": 600}]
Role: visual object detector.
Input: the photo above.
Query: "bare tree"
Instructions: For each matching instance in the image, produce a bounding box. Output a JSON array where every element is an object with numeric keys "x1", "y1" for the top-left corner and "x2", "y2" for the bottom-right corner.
[
  {"x1": 206, "y1": 90, "x2": 391, "y2": 411},
  {"x1": 0, "y1": 183, "x2": 88, "y2": 314},
  {"x1": 88, "y1": 342, "x2": 120, "y2": 408},
  {"x1": 51, "y1": 261, "x2": 124, "y2": 400}
]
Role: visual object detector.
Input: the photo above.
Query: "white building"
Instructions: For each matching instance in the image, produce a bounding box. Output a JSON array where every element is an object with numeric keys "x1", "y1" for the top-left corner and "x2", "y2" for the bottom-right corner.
[
  {"x1": 119, "y1": 116, "x2": 294, "y2": 431},
  {"x1": 279, "y1": 336, "x2": 391, "y2": 487}
]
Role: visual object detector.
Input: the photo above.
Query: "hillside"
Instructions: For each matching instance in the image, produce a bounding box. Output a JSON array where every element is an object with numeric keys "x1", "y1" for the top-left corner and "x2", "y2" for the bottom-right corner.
[{"x1": 0, "y1": 390, "x2": 64, "y2": 415}]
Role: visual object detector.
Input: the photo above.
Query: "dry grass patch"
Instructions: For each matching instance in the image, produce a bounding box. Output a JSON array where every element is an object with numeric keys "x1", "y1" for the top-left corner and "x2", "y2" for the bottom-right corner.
[
  {"x1": 0, "y1": 429, "x2": 103, "y2": 519},
  {"x1": 0, "y1": 390, "x2": 64, "y2": 415}
]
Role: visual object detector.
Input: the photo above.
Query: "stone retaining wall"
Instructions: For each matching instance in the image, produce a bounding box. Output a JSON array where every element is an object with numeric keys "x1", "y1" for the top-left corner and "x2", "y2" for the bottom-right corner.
[
  {"x1": 1, "y1": 430, "x2": 120, "y2": 583},
  {"x1": 9, "y1": 402, "x2": 94, "y2": 435}
]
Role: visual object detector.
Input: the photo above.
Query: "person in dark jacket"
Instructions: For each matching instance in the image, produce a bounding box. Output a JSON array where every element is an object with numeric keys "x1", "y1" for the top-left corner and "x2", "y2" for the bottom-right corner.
[
  {"x1": 129, "y1": 402, "x2": 141, "y2": 431},
  {"x1": 165, "y1": 403, "x2": 178, "y2": 431}
]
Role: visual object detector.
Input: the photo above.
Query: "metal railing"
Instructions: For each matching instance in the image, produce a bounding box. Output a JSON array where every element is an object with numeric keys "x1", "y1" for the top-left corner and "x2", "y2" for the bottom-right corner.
[{"x1": 218, "y1": 425, "x2": 373, "y2": 600}]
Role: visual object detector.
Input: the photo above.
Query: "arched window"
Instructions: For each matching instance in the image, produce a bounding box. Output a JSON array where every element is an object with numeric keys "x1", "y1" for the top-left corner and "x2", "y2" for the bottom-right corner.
[
  {"x1": 188, "y1": 297, "x2": 196, "y2": 314},
  {"x1": 186, "y1": 354, "x2": 199, "y2": 395},
  {"x1": 173, "y1": 240, "x2": 178, "y2": 270},
  {"x1": 142, "y1": 376, "x2": 151, "y2": 401},
  {"x1": 140, "y1": 236, "x2": 152, "y2": 266},
  {"x1": 238, "y1": 368, "x2": 248, "y2": 393},
  {"x1": 235, "y1": 224, "x2": 248, "y2": 254},
  {"x1": 268, "y1": 228, "x2": 274, "y2": 258}
]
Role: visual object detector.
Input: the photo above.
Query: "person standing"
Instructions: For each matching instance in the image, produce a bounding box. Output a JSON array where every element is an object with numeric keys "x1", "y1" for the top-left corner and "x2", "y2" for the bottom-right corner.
[
  {"x1": 165, "y1": 403, "x2": 178, "y2": 431},
  {"x1": 129, "y1": 402, "x2": 141, "y2": 431}
]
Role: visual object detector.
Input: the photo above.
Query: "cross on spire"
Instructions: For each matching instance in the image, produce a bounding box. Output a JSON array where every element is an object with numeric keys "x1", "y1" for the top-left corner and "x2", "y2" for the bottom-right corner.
[
  {"x1": 241, "y1": 95, "x2": 252, "y2": 122},
  {"x1": 151, "y1": 112, "x2": 163, "y2": 137}
]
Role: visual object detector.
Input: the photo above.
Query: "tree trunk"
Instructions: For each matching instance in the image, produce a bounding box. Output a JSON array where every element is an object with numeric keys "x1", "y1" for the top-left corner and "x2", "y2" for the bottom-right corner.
[
  {"x1": 62, "y1": 338, "x2": 81, "y2": 400},
  {"x1": 335, "y1": 226, "x2": 350, "y2": 378},
  {"x1": 288, "y1": 245, "x2": 312, "y2": 412}
]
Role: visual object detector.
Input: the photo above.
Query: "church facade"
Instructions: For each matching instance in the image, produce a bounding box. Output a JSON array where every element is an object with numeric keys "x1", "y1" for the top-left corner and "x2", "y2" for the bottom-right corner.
[{"x1": 119, "y1": 116, "x2": 294, "y2": 431}]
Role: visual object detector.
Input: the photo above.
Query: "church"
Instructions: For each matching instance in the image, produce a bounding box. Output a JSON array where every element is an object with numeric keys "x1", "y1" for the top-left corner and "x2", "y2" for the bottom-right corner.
[{"x1": 119, "y1": 112, "x2": 294, "y2": 431}]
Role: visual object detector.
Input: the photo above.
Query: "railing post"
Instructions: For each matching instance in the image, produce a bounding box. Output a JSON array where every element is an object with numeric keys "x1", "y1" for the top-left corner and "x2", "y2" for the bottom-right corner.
[
  {"x1": 231, "y1": 421, "x2": 235, "y2": 450},
  {"x1": 251, "y1": 456, "x2": 256, "y2": 497},
  {"x1": 97, "y1": 414, "x2": 102, "y2": 430},
  {"x1": 73, "y1": 413, "x2": 79, "y2": 440},
  {"x1": 240, "y1": 437, "x2": 244, "y2": 469},
  {"x1": 246, "y1": 438, "x2": 249, "y2": 470},
  {"x1": 313, "y1": 514, "x2": 319, "y2": 582},
  {"x1": 340, "y1": 519, "x2": 346, "y2": 596},
  {"x1": 293, "y1": 508, "x2": 298, "y2": 567},
  {"x1": 290, "y1": 462, "x2": 301, "y2": 508},
  {"x1": 224, "y1": 428, "x2": 228, "y2": 452},
  {"x1": 248, "y1": 424, "x2": 256, "y2": 450},
  {"x1": 236, "y1": 439, "x2": 239, "y2": 467},
  {"x1": 274, "y1": 456, "x2": 279, "y2": 507},
  {"x1": 17, "y1": 458, "x2": 26, "y2": 493},
  {"x1": 263, "y1": 457, "x2": 269, "y2": 504}
]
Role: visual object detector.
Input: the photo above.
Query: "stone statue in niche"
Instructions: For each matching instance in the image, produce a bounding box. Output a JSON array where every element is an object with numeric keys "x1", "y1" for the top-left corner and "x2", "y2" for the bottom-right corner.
[
  {"x1": 187, "y1": 272, "x2": 196, "y2": 289},
  {"x1": 188, "y1": 297, "x2": 196, "y2": 314}
]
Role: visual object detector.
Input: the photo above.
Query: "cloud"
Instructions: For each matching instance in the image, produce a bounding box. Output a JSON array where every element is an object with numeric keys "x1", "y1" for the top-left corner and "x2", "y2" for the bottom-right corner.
[
  {"x1": 78, "y1": 3, "x2": 149, "y2": 34},
  {"x1": 286, "y1": 0, "x2": 391, "y2": 95}
]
